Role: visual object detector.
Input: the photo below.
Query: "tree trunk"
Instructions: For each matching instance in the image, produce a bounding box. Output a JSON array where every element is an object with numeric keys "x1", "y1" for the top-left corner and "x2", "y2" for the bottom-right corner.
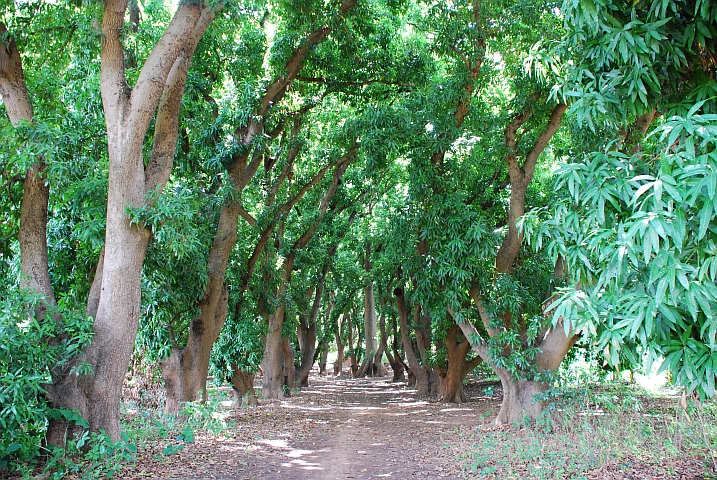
[
  {"x1": 281, "y1": 337, "x2": 296, "y2": 394},
  {"x1": 389, "y1": 316, "x2": 408, "y2": 382},
  {"x1": 334, "y1": 314, "x2": 345, "y2": 376},
  {"x1": 495, "y1": 373, "x2": 548, "y2": 425},
  {"x1": 160, "y1": 1, "x2": 358, "y2": 411},
  {"x1": 357, "y1": 281, "x2": 381, "y2": 377},
  {"x1": 262, "y1": 307, "x2": 287, "y2": 399},
  {"x1": 262, "y1": 155, "x2": 353, "y2": 395},
  {"x1": 295, "y1": 314, "x2": 317, "y2": 387},
  {"x1": 160, "y1": 284, "x2": 228, "y2": 412},
  {"x1": 347, "y1": 315, "x2": 359, "y2": 377},
  {"x1": 44, "y1": 2, "x2": 213, "y2": 440},
  {"x1": 437, "y1": 324, "x2": 481, "y2": 403},
  {"x1": 318, "y1": 341, "x2": 329, "y2": 375},
  {"x1": 0, "y1": 29, "x2": 56, "y2": 319},
  {"x1": 394, "y1": 286, "x2": 429, "y2": 395},
  {"x1": 414, "y1": 306, "x2": 438, "y2": 395},
  {"x1": 229, "y1": 365, "x2": 258, "y2": 408}
]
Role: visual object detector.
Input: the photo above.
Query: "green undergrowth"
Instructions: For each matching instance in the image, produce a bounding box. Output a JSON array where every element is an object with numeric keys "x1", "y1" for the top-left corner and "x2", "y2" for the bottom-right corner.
[
  {"x1": 5, "y1": 392, "x2": 235, "y2": 479},
  {"x1": 457, "y1": 383, "x2": 717, "y2": 479}
]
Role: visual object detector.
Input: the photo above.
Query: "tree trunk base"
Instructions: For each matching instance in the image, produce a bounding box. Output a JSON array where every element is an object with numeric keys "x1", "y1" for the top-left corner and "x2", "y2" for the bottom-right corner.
[
  {"x1": 495, "y1": 378, "x2": 548, "y2": 426},
  {"x1": 229, "y1": 367, "x2": 259, "y2": 408}
]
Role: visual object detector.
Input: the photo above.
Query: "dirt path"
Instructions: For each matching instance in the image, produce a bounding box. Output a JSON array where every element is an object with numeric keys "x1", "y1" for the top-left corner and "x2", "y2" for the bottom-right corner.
[{"x1": 121, "y1": 375, "x2": 499, "y2": 479}]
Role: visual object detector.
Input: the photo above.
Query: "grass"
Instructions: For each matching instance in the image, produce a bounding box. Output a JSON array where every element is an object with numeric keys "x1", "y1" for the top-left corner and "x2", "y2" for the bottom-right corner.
[{"x1": 455, "y1": 382, "x2": 717, "y2": 479}]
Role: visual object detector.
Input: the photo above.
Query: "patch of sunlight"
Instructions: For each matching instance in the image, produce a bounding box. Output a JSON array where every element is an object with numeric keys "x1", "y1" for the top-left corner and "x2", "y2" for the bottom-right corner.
[
  {"x1": 219, "y1": 400, "x2": 233, "y2": 408},
  {"x1": 287, "y1": 449, "x2": 314, "y2": 458},
  {"x1": 425, "y1": 421, "x2": 444, "y2": 424},
  {"x1": 439, "y1": 408, "x2": 472, "y2": 412},
  {"x1": 280, "y1": 404, "x2": 330, "y2": 412},
  {"x1": 259, "y1": 439, "x2": 290, "y2": 449},
  {"x1": 280, "y1": 459, "x2": 323, "y2": 470}
]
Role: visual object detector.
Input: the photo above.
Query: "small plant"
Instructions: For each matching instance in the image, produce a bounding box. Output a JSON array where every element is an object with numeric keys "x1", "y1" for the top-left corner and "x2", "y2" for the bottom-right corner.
[{"x1": 41, "y1": 430, "x2": 137, "y2": 479}]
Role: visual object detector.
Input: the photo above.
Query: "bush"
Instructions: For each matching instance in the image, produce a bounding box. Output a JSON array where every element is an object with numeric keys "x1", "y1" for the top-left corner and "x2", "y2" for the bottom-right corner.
[{"x1": 0, "y1": 289, "x2": 93, "y2": 474}]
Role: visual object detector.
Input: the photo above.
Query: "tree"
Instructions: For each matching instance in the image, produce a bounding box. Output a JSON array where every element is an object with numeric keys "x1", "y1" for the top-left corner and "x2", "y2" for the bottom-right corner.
[
  {"x1": 0, "y1": 0, "x2": 219, "y2": 440},
  {"x1": 526, "y1": 0, "x2": 717, "y2": 400}
]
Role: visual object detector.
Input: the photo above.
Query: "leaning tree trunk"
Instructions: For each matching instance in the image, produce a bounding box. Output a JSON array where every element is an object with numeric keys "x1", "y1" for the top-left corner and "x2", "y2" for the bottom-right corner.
[
  {"x1": 162, "y1": 2, "x2": 357, "y2": 410},
  {"x1": 394, "y1": 286, "x2": 430, "y2": 395},
  {"x1": 0, "y1": 25, "x2": 56, "y2": 320},
  {"x1": 262, "y1": 156, "x2": 353, "y2": 396}
]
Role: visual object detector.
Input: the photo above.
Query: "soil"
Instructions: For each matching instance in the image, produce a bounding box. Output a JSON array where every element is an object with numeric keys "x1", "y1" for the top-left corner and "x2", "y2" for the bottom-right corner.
[{"x1": 119, "y1": 374, "x2": 500, "y2": 480}]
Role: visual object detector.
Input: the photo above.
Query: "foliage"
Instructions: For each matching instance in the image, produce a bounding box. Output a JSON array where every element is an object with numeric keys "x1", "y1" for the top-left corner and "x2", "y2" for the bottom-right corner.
[
  {"x1": 0, "y1": 290, "x2": 93, "y2": 472},
  {"x1": 528, "y1": 108, "x2": 717, "y2": 398}
]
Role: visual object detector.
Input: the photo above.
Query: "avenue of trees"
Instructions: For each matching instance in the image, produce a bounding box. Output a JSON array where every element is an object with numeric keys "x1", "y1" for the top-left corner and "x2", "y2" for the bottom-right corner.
[{"x1": 1, "y1": 0, "x2": 716, "y2": 472}]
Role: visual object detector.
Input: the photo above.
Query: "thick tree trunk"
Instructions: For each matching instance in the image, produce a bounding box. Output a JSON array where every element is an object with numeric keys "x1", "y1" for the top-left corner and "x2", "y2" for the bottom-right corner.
[
  {"x1": 495, "y1": 374, "x2": 548, "y2": 425},
  {"x1": 44, "y1": 2, "x2": 213, "y2": 440},
  {"x1": 229, "y1": 365, "x2": 258, "y2": 408}
]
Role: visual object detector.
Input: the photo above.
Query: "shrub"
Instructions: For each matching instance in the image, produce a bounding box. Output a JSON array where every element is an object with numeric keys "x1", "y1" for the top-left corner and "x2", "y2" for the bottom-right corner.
[{"x1": 0, "y1": 289, "x2": 93, "y2": 474}]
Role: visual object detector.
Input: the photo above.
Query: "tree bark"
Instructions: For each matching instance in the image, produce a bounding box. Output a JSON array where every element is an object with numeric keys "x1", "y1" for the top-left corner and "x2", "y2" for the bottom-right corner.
[
  {"x1": 387, "y1": 314, "x2": 407, "y2": 382},
  {"x1": 317, "y1": 341, "x2": 329, "y2": 375},
  {"x1": 0, "y1": 23, "x2": 55, "y2": 321},
  {"x1": 357, "y1": 281, "x2": 381, "y2": 377},
  {"x1": 334, "y1": 314, "x2": 345, "y2": 376},
  {"x1": 262, "y1": 156, "x2": 354, "y2": 397}
]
